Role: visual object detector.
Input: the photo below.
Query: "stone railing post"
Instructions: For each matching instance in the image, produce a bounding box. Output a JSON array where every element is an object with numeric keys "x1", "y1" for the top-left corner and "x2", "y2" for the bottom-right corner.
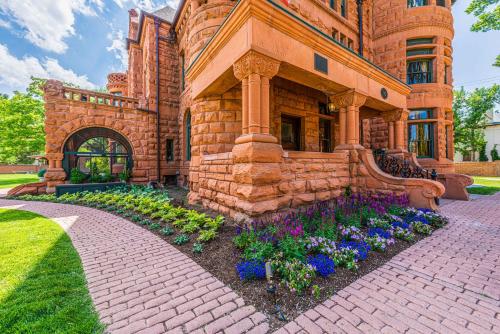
[{"x1": 231, "y1": 51, "x2": 283, "y2": 218}]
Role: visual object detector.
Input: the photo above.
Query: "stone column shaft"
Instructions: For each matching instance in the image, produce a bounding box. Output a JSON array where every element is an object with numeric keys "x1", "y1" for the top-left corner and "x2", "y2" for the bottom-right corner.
[
  {"x1": 260, "y1": 76, "x2": 270, "y2": 134},
  {"x1": 242, "y1": 78, "x2": 249, "y2": 134},
  {"x1": 248, "y1": 73, "x2": 261, "y2": 134},
  {"x1": 347, "y1": 105, "x2": 358, "y2": 145},
  {"x1": 388, "y1": 121, "x2": 395, "y2": 149},
  {"x1": 395, "y1": 120, "x2": 405, "y2": 150},
  {"x1": 339, "y1": 107, "x2": 347, "y2": 145}
]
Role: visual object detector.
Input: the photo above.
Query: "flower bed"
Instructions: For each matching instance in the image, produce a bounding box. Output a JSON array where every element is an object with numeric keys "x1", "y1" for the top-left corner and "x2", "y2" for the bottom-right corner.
[{"x1": 15, "y1": 188, "x2": 449, "y2": 330}]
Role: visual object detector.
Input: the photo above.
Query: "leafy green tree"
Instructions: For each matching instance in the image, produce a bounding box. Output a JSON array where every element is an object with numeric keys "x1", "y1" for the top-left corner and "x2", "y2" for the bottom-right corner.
[
  {"x1": 0, "y1": 89, "x2": 45, "y2": 164},
  {"x1": 453, "y1": 84, "x2": 500, "y2": 160},
  {"x1": 466, "y1": 0, "x2": 500, "y2": 66}
]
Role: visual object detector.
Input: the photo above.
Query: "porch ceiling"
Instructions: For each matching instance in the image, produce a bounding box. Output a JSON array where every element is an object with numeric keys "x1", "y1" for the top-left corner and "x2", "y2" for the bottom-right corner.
[{"x1": 187, "y1": 0, "x2": 410, "y2": 111}]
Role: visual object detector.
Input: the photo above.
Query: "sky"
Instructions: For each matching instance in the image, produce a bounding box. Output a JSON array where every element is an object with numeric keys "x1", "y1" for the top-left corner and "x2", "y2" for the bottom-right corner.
[{"x1": 0, "y1": 0, "x2": 498, "y2": 95}]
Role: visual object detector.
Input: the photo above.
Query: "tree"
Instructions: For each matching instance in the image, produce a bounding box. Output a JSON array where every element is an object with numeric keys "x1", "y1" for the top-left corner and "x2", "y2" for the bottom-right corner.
[
  {"x1": 466, "y1": 0, "x2": 500, "y2": 66},
  {"x1": 453, "y1": 84, "x2": 500, "y2": 160},
  {"x1": 0, "y1": 78, "x2": 46, "y2": 164}
]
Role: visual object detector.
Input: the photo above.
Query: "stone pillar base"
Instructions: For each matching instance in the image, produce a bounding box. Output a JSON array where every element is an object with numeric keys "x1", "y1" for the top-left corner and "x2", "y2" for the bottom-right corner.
[
  {"x1": 231, "y1": 134, "x2": 284, "y2": 219},
  {"x1": 44, "y1": 168, "x2": 66, "y2": 193}
]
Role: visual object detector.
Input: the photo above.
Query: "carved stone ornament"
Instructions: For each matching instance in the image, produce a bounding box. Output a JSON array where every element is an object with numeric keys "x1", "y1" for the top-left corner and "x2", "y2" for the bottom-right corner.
[
  {"x1": 382, "y1": 108, "x2": 409, "y2": 122},
  {"x1": 233, "y1": 50, "x2": 281, "y2": 80},
  {"x1": 329, "y1": 89, "x2": 367, "y2": 108}
]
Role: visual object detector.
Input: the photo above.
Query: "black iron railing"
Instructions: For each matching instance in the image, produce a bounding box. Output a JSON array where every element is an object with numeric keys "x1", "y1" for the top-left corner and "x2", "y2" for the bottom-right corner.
[{"x1": 373, "y1": 149, "x2": 437, "y2": 181}]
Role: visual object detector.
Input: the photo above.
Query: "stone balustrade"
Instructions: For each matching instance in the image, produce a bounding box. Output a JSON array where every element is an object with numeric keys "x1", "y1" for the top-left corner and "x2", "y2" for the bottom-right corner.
[{"x1": 62, "y1": 87, "x2": 139, "y2": 109}]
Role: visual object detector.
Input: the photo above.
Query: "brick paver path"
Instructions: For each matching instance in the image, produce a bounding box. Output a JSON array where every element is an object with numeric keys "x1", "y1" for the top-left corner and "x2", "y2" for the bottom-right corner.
[
  {"x1": 1, "y1": 193, "x2": 499, "y2": 333},
  {"x1": 0, "y1": 200, "x2": 268, "y2": 334}
]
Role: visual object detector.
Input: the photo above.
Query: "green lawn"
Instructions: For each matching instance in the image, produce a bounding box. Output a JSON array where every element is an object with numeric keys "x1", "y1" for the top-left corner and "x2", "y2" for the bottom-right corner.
[
  {"x1": 467, "y1": 176, "x2": 500, "y2": 195},
  {"x1": 0, "y1": 174, "x2": 39, "y2": 189},
  {"x1": 0, "y1": 209, "x2": 104, "y2": 334}
]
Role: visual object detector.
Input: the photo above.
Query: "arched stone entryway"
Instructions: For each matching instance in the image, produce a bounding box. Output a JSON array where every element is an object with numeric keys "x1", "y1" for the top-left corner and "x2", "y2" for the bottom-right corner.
[{"x1": 62, "y1": 127, "x2": 134, "y2": 179}]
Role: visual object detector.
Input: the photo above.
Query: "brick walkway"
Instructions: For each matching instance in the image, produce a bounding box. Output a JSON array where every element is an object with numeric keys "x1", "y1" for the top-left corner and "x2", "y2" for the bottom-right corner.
[
  {"x1": 0, "y1": 200, "x2": 268, "y2": 334},
  {"x1": 1, "y1": 194, "x2": 499, "y2": 333}
]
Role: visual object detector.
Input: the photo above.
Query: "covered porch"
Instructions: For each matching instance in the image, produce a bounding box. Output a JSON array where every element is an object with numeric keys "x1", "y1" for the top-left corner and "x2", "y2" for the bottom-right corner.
[{"x1": 185, "y1": 0, "x2": 445, "y2": 220}]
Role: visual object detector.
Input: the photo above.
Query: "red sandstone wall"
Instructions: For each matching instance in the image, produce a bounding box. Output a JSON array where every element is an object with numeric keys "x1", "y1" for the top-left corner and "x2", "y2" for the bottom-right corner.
[
  {"x1": 197, "y1": 151, "x2": 350, "y2": 219},
  {"x1": 454, "y1": 161, "x2": 500, "y2": 177},
  {"x1": 0, "y1": 164, "x2": 47, "y2": 174}
]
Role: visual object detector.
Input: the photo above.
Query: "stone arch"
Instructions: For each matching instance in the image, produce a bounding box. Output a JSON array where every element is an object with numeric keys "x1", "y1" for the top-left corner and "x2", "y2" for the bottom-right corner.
[{"x1": 61, "y1": 127, "x2": 134, "y2": 178}]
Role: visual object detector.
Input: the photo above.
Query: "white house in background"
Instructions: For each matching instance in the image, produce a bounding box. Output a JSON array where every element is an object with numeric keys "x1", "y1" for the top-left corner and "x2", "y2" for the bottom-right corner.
[
  {"x1": 485, "y1": 109, "x2": 500, "y2": 160},
  {"x1": 455, "y1": 108, "x2": 500, "y2": 162}
]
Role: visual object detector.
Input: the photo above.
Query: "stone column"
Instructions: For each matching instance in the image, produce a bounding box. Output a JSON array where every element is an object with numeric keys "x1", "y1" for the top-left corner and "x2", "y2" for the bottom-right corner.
[
  {"x1": 231, "y1": 51, "x2": 283, "y2": 219},
  {"x1": 388, "y1": 121, "x2": 395, "y2": 149},
  {"x1": 44, "y1": 153, "x2": 66, "y2": 193},
  {"x1": 383, "y1": 109, "x2": 408, "y2": 152},
  {"x1": 338, "y1": 107, "x2": 347, "y2": 145},
  {"x1": 330, "y1": 90, "x2": 367, "y2": 150}
]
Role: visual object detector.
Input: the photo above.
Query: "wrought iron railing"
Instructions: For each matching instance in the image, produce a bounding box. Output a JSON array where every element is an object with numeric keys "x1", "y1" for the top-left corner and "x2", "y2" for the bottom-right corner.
[{"x1": 373, "y1": 149, "x2": 437, "y2": 181}]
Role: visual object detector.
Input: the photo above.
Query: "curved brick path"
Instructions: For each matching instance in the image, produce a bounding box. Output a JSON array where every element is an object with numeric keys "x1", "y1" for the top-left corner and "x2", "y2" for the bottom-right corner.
[
  {"x1": 0, "y1": 200, "x2": 268, "y2": 334},
  {"x1": 1, "y1": 194, "x2": 499, "y2": 333}
]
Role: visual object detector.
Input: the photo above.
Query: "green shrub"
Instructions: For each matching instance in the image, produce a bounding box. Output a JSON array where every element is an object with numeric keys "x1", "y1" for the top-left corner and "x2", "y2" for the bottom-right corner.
[
  {"x1": 174, "y1": 234, "x2": 190, "y2": 245},
  {"x1": 37, "y1": 169, "x2": 46, "y2": 178},
  {"x1": 243, "y1": 241, "x2": 274, "y2": 261},
  {"x1": 161, "y1": 226, "x2": 174, "y2": 236},
  {"x1": 491, "y1": 144, "x2": 499, "y2": 161},
  {"x1": 192, "y1": 243, "x2": 203, "y2": 254},
  {"x1": 278, "y1": 236, "x2": 306, "y2": 262},
  {"x1": 197, "y1": 229, "x2": 217, "y2": 242},
  {"x1": 70, "y1": 168, "x2": 86, "y2": 184}
]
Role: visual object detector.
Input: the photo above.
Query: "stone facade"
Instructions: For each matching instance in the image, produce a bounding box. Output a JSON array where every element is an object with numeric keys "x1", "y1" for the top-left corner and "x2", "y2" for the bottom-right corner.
[{"x1": 40, "y1": 0, "x2": 467, "y2": 219}]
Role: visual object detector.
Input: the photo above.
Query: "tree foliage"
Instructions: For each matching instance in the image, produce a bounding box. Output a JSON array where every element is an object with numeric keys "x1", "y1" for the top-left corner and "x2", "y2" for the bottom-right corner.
[
  {"x1": 453, "y1": 84, "x2": 500, "y2": 160},
  {"x1": 466, "y1": 0, "x2": 500, "y2": 66},
  {"x1": 0, "y1": 77, "x2": 46, "y2": 164}
]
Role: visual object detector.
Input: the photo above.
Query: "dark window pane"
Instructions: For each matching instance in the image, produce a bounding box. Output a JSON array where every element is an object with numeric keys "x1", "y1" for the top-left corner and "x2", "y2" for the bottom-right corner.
[
  {"x1": 407, "y1": 59, "x2": 433, "y2": 84},
  {"x1": 437, "y1": 0, "x2": 446, "y2": 6},
  {"x1": 406, "y1": 38, "x2": 434, "y2": 46},
  {"x1": 408, "y1": 123, "x2": 434, "y2": 158},
  {"x1": 281, "y1": 115, "x2": 301, "y2": 151},
  {"x1": 407, "y1": 0, "x2": 428, "y2": 7},
  {"x1": 166, "y1": 139, "x2": 174, "y2": 161},
  {"x1": 185, "y1": 111, "x2": 191, "y2": 161},
  {"x1": 319, "y1": 118, "x2": 332, "y2": 153},
  {"x1": 341, "y1": 0, "x2": 346, "y2": 17},
  {"x1": 329, "y1": 0, "x2": 335, "y2": 9},
  {"x1": 406, "y1": 48, "x2": 433, "y2": 56},
  {"x1": 408, "y1": 109, "x2": 433, "y2": 120}
]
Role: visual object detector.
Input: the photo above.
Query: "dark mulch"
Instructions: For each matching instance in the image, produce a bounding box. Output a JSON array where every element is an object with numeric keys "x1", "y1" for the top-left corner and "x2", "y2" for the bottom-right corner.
[{"x1": 96, "y1": 186, "x2": 426, "y2": 330}]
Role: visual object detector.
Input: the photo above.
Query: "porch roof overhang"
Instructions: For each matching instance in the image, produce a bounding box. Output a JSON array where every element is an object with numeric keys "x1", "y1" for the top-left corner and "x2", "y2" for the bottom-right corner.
[{"x1": 186, "y1": 0, "x2": 412, "y2": 111}]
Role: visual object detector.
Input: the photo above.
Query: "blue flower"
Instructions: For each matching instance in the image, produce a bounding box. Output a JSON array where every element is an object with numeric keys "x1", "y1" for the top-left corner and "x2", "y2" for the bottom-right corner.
[
  {"x1": 368, "y1": 227, "x2": 392, "y2": 239},
  {"x1": 339, "y1": 240, "x2": 371, "y2": 261},
  {"x1": 236, "y1": 261, "x2": 266, "y2": 280},
  {"x1": 307, "y1": 254, "x2": 335, "y2": 277},
  {"x1": 410, "y1": 215, "x2": 431, "y2": 225},
  {"x1": 391, "y1": 221, "x2": 410, "y2": 230}
]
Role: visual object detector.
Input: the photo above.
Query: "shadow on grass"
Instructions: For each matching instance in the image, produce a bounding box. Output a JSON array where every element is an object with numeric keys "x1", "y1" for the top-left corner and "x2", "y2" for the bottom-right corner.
[{"x1": 0, "y1": 209, "x2": 104, "y2": 334}]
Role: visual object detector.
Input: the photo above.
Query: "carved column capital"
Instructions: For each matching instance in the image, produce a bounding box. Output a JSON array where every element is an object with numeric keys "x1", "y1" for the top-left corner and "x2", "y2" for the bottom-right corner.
[
  {"x1": 382, "y1": 108, "x2": 409, "y2": 122},
  {"x1": 329, "y1": 89, "x2": 367, "y2": 109},
  {"x1": 233, "y1": 51, "x2": 281, "y2": 81}
]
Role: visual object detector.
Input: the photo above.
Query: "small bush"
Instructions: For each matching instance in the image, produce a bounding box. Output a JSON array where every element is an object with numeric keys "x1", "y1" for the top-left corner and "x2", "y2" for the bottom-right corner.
[
  {"x1": 37, "y1": 169, "x2": 46, "y2": 178},
  {"x1": 70, "y1": 168, "x2": 86, "y2": 184},
  {"x1": 197, "y1": 229, "x2": 217, "y2": 242},
  {"x1": 174, "y1": 234, "x2": 189, "y2": 245},
  {"x1": 192, "y1": 242, "x2": 203, "y2": 254},
  {"x1": 161, "y1": 226, "x2": 174, "y2": 236}
]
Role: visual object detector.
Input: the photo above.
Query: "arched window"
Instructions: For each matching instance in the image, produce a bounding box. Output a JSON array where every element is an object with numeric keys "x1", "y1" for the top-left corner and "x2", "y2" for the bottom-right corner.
[{"x1": 185, "y1": 110, "x2": 191, "y2": 161}]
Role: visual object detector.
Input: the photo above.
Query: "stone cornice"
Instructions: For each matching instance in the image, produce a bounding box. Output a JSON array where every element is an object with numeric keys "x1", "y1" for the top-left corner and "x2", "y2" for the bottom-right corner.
[
  {"x1": 233, "y1": 51, "x2": 281, "y2": 80},
  {"x1": 186, "y1": 0, "x2": 411, "y2": 96}
]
